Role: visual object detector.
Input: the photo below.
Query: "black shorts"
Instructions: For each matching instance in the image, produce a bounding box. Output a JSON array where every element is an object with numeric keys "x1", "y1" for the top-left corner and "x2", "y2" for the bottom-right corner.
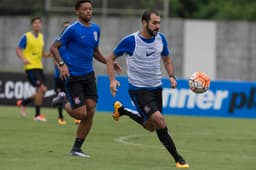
[
  {"x1": 128, "y1": 88, "x2": 162, "y2": 121},
  {"x1": 54, "y1": 77, "x2": 65, "y2": 93},
  {"x1": 25, "y1": 69, "x2": 45, "y2": 87},
  {"x1": 65, "y1": 71, "x2": 98, "y2": 109}
]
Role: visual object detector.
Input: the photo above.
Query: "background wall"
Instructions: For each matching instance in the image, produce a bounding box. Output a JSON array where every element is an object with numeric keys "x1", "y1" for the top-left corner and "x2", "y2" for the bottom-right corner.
[
  {"x1": 0, "y1": 16, "x2": 255, "y2": 81},
  {"x1": 183, "y1": 20, "x2": 216, "y2": 79}
]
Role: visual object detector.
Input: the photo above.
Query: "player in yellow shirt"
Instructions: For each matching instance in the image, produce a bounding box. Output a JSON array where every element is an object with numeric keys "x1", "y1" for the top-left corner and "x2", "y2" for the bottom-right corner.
[{"x1": 16, "y1": 16, "x2": 51, "y2": 121}]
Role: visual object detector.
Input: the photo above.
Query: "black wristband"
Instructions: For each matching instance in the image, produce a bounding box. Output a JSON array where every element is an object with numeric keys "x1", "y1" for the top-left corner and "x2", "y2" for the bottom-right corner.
[{"x1": 169, "y1": 75, "x2": 176, "y2": 80}]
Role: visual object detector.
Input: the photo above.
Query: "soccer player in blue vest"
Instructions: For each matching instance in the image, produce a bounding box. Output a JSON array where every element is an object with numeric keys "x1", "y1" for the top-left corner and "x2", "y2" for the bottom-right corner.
[
  {"x1": 52, "y1": 21, "x2": 81, "y2": 125},
  {"x1": 106, "y1": 9, "x2": 189, "y2": 168},
  {"x1": 50, "y1": 0, "x2": 121, "y2": 157},
  {"x1": 52, "y1": 21, "x2": 71, "y2": 125}
]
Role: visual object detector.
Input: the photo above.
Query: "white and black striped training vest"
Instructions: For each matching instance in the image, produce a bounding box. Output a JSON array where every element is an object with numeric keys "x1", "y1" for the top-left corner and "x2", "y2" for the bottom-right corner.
[{"x1": 127, "y1": 32, "x2": 164, "y2": 88}]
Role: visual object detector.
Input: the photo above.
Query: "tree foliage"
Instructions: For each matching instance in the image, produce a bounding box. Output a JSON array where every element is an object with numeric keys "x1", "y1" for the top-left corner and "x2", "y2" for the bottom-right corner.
[
  {"x1": 0, "y1": 0, "x2": 255, "y2": 21},
  {"x1": 170, "y1": 0, "x2": 256, "y2": 21}
]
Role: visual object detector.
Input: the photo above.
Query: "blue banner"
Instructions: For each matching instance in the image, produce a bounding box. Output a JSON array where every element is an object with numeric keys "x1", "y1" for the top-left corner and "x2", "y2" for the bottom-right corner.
[{"x1": 97, "y1": 75, "x2": 256, "y2": 118}]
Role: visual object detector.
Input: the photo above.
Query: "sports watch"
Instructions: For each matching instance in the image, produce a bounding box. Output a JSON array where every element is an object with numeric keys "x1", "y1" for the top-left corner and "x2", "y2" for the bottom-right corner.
[{"x1": 58, "y1": 61, "x2": 65, "y2": 67}]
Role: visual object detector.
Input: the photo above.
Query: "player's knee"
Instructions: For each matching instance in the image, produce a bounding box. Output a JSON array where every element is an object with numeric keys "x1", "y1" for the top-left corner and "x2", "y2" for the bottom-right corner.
[
  {"x1": 151, "y1": 113, "x2": 166, "y2": 129},
  {"x1": 38, "y1": 84, "x2": 47, "y2": 93},
  {"x1": 87, "y1": 107, "x2": 96, "y2": 116},
  {"x1": 143, "y1": 123, "x2": 155, "y2": 132},
  {"x1": 74, "y1": 111, "x2": 87, "y2": 120},
  {"x1": 67, "y1": 105, "x2": 87, "y2": 120},
  {"x1": 85, "y1": 101, "x2": 96, "y2": 118},
  {"x1": 41, "y1": 85, "x2": 47, "y2": 93}
]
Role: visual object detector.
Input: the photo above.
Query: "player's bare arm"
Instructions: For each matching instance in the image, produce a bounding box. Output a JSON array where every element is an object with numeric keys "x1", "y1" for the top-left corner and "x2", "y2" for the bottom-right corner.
[
  {"x1": 106, "y1": 53, "x2": 120, "y2": 97},
  {"x1": 15, "y1": 46, "x2": 30, "y2": 65},
  {"x1": 50, "y1": 41, "x2": 70, "y2": 79},
  {"x1": 93, "y1": 47, "x2": 106, "y2": 64},
  {"x1": 162, "y1": 56, "x2": 177, "y2": 88},
  {"x1": 42, "y1": 50, "x2": 52, "y2": 57}
]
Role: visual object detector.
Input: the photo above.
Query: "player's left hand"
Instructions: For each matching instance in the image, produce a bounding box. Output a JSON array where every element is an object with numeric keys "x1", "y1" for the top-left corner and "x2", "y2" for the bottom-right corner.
[
  {"x1": 113, "y1": 62, "x2": 122, "y2": 74},
  {"x1": 169, "y1": 77, "x2": 177, "y2": 88}
]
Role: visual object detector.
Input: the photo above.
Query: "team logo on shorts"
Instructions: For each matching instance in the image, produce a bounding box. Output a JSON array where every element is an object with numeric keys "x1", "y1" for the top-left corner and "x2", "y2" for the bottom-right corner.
[
  {"x1": 36, "y1": 80, "x2": 41, "y2": 85},
  {"x1": 143, "y1": 105, "x2": 151, "y2": 113},
  {"x1": 74, "y1": 97, "x2": 81, "y2": 105},
  {"x1": 93, "y1": 31, "x2": 98, "y2": 41}
]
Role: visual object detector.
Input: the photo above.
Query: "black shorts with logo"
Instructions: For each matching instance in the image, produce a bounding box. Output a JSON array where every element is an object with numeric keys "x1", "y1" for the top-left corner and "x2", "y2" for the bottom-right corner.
[
  {"x1": 128, "y1": 88, "x2": 162, "y2": 121},
  {"x1": 65, "y1": 71, "x2": 98, "y2": 109},
  {"x1": 25, "y1": 69, "x2": 45, "y2": 87}
]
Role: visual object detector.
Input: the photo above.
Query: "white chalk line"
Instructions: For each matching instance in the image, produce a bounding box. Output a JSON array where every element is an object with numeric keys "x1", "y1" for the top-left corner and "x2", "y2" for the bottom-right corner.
[
  {"x1": 113, "y1": 133, "x2": 253, "y2": 158},
  {"x1": 114, "y1": 131, "x2": 212, "y2": 149},
  {"x1": 114, "y1": 134, "x2": 160, "y2": 148}
]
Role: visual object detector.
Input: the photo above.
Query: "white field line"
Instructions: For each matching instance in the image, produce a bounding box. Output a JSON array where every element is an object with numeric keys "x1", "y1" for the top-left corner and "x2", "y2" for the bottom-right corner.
[
  {"x1": 114, "y1": 134, "x2": 160, "y2": 148},
  {"x1": 113, "y1": 133, "x2": 253, "y2": 159}
]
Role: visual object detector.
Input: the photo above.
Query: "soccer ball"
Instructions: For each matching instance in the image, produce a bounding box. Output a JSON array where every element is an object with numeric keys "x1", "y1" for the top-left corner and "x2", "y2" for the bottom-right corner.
[{"x1": 189, "y1": 72, "x2": 210, "y2": 94}]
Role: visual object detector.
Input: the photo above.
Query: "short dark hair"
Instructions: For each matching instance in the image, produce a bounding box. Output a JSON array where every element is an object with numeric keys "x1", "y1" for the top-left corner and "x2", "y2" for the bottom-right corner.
[
  {"x1": 141, "y1": 9, "x2": 160, "y2": 23},
  {"x1": 31, "y1": 16, "x2": 41, "y2": 24},
  {"x1": 75, "y1": 0, "x2": 92, "y2": 10}
]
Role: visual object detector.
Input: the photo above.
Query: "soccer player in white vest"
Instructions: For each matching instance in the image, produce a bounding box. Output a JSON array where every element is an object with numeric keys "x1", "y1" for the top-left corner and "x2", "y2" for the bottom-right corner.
[{"x1": 107, "y1": 9, "x2": 189, "y2": 168}]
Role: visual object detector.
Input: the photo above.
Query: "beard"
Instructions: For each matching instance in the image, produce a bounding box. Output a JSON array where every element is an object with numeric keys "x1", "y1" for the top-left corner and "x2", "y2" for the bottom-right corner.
[
  {"x1": 146, "y1": 26, "x2": 159, "y2": 36},
  {"x1": 82, "y1": 16, "x2": 91, "y2": 23}
]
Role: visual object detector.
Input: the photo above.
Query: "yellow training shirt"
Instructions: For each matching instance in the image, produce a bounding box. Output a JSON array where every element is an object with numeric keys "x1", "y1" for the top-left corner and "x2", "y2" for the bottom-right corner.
[{"x1": 22, "y1": 32, "x2": 44, "y2": 70}]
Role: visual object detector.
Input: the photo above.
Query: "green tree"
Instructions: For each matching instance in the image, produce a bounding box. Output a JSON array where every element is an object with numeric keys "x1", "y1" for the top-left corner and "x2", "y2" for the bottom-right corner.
[{"x1": 169, "y1": 0, "x2": 256, "y2": 21}]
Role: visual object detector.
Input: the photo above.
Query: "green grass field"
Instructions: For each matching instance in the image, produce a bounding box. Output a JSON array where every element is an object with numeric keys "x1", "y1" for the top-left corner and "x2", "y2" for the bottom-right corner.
[{"x1": 0, "y1": 106, "x2": 255, "y2": 170}]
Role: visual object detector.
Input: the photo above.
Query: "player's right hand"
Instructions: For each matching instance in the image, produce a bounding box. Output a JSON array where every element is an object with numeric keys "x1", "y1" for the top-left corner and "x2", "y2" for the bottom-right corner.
[
  {"x1": 22, "y1": 58, "x2": 30, "y2": 65},
  {"x1": 110, "y1": 80, "x2": 120, "y2": 97},
  {"x1": 169, "y1": 76, "x2": 177, "y2": 88},
  {"x1": 59, "y1": 64, "x2": 70, "y2": 80}
]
